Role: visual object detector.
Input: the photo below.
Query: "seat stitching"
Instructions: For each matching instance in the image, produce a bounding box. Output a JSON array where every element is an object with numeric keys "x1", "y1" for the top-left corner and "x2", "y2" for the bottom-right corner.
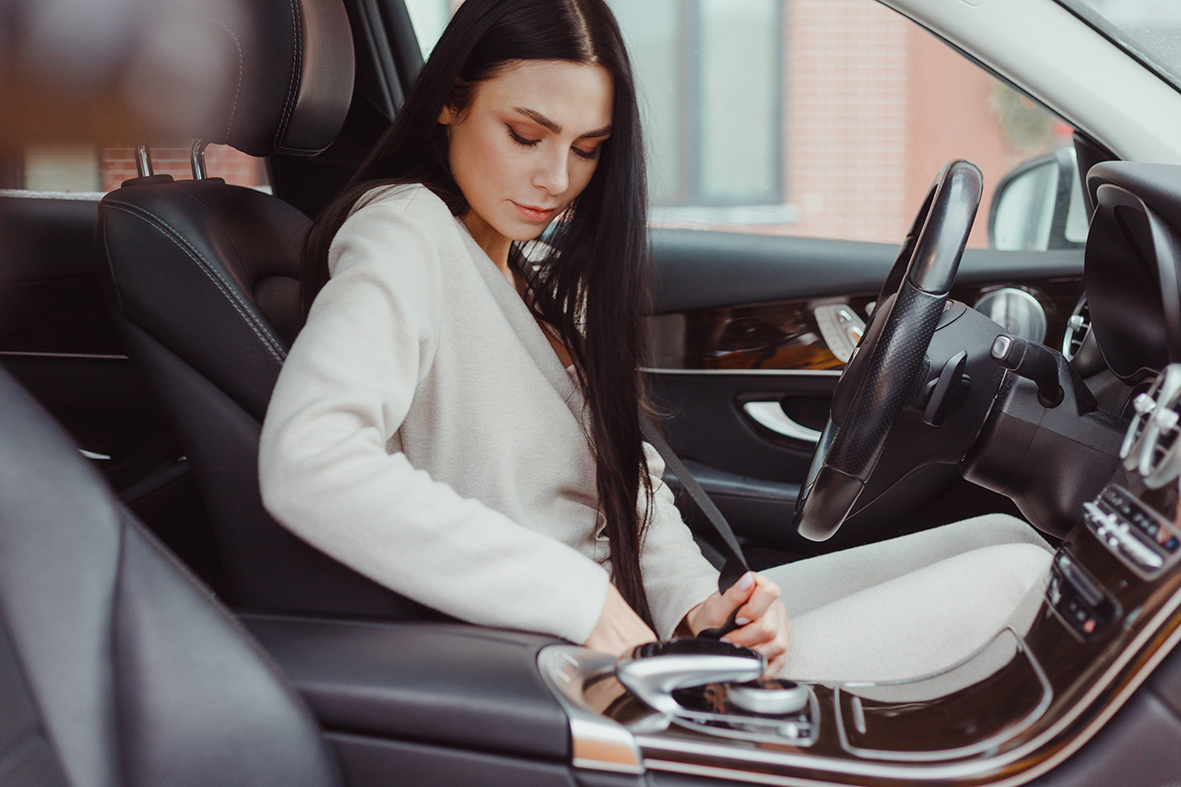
[
  {"x1": 214, "y1": 21, "x2": 244, "y2": 139},
  {"x1": 97, "y1": 205, "x2": 125, "y2": 313},
  {"x1": 103, "y1": 200, "x2": 286, "y2": 362},
  {"x1": 274, "y1": 0, "x2": 302, "y2": 152},
  {"x1": 101, "y1": 201, "x2": 286, "y2": 363}
]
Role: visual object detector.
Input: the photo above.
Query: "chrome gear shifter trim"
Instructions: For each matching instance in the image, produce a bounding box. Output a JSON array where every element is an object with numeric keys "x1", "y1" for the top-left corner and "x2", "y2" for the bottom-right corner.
[{"x1": 536, "y1": 646, "x2": 644, "y2": 774}]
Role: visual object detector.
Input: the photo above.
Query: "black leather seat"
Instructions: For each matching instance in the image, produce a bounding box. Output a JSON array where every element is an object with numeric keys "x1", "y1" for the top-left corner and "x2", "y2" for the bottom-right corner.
[
  {"x1": 94, "y1": 0, "x2": 425, "y2": 618},
  {"x1": 0, "y1": 365, "x2": 340, "y2": 787}
]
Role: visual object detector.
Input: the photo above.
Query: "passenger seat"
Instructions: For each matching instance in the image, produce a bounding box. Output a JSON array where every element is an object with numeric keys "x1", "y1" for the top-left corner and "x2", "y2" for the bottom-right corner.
[{"x1": 0, "y1": 364, "x2": 340, "y2": 787}]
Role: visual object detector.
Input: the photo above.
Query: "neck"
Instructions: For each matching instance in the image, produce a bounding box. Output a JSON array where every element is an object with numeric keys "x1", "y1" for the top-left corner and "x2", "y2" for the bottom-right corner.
[{"x1": 461, "y1": 211, "x2": 514, "y2": 283}]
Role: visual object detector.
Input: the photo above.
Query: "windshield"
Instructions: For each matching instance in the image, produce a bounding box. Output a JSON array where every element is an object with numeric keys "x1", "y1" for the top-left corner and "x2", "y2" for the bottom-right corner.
[{"x1": 1056, "y1": 0, "x2": 1181, "y2": 92}]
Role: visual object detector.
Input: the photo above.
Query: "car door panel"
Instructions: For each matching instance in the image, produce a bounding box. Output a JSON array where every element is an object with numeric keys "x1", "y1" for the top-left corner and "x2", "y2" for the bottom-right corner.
[
  {"x1": 0, "y1": 196, "x2": 171, "y2": 483},
  {"x1": 650, "y1": 227, "x2": 1086, "y2": 314},
  {"x1": 646, "y1": 227, "x2": 1085, "y2": 557},
  {"x1": 0, "y1": 194, "x2": 219, "y2": 581}
]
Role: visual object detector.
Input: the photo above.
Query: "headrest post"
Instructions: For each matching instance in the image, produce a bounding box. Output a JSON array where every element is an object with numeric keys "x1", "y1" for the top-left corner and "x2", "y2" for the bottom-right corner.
[
  {"x1": 135, "y1": 145, "x2": 154, "y2": 178},
  {"x1": 191, "y1": 140, "x2": 210, "y2": 180}
]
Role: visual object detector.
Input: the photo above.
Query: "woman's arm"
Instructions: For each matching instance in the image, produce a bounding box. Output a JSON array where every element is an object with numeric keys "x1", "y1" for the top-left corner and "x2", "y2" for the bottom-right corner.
[{"x1": 259, "y1": 193, "x2": 611, "y2": 644}]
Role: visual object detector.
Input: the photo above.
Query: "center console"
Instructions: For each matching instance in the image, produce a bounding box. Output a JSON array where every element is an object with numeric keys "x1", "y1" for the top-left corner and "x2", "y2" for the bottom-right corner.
[{"x1": 539, "y1": 368, "x2": 1181, "y2": 786}]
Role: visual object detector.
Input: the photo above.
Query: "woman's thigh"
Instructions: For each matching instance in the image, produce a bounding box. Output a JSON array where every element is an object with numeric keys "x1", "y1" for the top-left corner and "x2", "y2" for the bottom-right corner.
[
  {"x1": 775, "y1": 541, "x2": 1052, "y2": 682},
  {"x1": 761, "y1": 513, "x2": 1052, "y2": 618}
]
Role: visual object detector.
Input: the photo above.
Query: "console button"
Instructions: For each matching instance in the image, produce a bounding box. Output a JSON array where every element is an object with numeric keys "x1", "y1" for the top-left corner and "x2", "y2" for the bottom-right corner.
[
  {"x1": 1049, "y1": 551, "x2": 1116, "y2": 641},
  {"x1": 1084, "y1": 499, "x2": 1166, "y2": 573}
]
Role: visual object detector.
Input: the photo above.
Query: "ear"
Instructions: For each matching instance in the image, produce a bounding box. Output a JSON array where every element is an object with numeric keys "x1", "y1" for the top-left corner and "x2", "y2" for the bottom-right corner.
[{"x1": 439, "y1": 104, "x2": 456, "y2": 125}]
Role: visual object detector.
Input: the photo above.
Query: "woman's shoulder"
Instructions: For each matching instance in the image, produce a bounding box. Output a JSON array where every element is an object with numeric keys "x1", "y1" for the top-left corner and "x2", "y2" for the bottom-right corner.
[
  {"x1": 348, "y1": 182, "x2": 456, "y2": 226},
  {"x1": 329, "y1": 183, "x2": 464, "y2": 276}
]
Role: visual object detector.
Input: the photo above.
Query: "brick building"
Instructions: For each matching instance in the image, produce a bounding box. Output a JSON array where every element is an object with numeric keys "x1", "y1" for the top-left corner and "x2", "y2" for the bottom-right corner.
[{"x1": 10, "y1": 0, "x2": 1070, "y2": 251}]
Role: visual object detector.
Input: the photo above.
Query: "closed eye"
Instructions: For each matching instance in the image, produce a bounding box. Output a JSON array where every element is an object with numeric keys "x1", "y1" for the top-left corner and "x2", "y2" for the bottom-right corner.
[{"x1": 507, "y1": 125, "x2": 540, "y2": 148}]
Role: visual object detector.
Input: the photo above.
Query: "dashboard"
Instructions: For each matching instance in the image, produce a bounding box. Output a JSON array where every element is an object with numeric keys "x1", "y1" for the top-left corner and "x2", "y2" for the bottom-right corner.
[
  {"x1": 540, "y1": 162, "x2": 1181, "y2": 787},
  {"x1": 1085, "y1": 163, "x2": 1181, "y2": 385}
]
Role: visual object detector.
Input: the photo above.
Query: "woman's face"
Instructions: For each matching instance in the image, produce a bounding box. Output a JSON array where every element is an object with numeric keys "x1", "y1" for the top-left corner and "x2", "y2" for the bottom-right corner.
[{"x1": 440, "y1": 59, "x2": 614, "y2": 262}]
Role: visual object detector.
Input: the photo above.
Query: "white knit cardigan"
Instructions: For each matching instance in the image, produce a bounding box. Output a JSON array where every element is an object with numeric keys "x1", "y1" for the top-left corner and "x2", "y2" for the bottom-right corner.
[{"x1": 258, "y1": 184, "x2": 719, "y2": 643}]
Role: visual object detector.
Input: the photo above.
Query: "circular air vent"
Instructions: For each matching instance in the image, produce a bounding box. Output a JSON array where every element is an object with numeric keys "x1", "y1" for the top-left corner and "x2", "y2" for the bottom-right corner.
[
  {"x1": 1062, "y1": 295, "x2": 1091, "y2": 362},
  {"x1": 974, "y1": 288, "x2": 1047, "y2": 344}
]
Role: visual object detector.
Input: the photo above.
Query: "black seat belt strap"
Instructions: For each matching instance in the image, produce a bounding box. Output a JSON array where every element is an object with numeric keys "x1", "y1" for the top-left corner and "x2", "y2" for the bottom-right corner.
[{"x1": 640, "y1": 414, "x2": 750, "y2": 639}]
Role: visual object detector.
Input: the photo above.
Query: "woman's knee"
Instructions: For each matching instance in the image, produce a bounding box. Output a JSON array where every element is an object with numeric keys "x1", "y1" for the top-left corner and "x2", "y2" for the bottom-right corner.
[{"x1": 936, "y1": 513, "x2": 1053, "y2": 554}]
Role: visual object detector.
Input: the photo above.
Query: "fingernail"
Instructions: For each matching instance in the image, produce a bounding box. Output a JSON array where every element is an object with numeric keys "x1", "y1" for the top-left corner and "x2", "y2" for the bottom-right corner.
[
  {"x1": 736, "y1": 617, "x2": 751, "y2": 626},
  {"x1": 720, "y1": 637, "x2": 733, "y2": 644},
  {"x1": 737, "y1": 572, "x2": 755, "y2": 591}
]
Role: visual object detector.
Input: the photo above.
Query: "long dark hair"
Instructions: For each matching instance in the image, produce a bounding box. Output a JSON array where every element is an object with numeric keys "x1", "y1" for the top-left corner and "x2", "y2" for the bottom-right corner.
[{"x1": 302, "y1": 0, "x2": 657, "y2": 630}]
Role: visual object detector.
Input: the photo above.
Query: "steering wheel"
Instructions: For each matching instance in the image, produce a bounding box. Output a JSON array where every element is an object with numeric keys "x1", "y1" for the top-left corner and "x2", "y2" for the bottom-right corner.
[{"x1": 794, "y1": 160, "x2": 983, "y2": 541}]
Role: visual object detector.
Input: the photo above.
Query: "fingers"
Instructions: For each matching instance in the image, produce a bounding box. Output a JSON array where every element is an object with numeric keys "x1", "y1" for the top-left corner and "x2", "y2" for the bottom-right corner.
[
  {"x1": 763, "y1": 652, "x2": 788, "y2": 679},
  {"x1": 688, "y1": 571, "x2": 758, "y2": 633},
  {"x1": 733, "y1": 575, "x2": 781, "y2": 627},
  {"x1": 714, "y1": 571, "x2": 758, "y2": 622},
  {"x1": 723, "y1": 601, "x2": 791, "y2": 674}
]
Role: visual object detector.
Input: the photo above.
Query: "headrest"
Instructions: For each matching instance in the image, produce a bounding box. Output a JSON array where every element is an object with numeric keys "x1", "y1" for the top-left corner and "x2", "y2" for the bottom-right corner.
[
  {"x1": 0, "y1": 0, "x2": 354, "y2": 157},
  {"x1": 198, "y1": 0, "x2": 356, "y2": 157}
]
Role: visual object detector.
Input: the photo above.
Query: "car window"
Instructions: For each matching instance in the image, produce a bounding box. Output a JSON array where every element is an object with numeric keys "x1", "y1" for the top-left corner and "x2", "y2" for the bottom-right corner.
[
  {"x1": 0, "y1": 142, "x2": 268, "y2": 194},
  {"x1": 406, "y1": 0, "x2": 1072, "y2": 249}
]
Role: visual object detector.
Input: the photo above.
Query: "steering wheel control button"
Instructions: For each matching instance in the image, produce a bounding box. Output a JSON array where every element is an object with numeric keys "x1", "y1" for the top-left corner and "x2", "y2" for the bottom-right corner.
[
  {"x1": 1085, "y1": 487, "x2": 1178, "y2": 577},
  {"x1": 814, "y1": 304, "x2": 866, "y2": 363},
  {"x1": 727, "y1": 679, "x2": 810, "y2": 716},
  {"x1": 1048, "y1": 550, "x2": 1116, "y2": 641}
]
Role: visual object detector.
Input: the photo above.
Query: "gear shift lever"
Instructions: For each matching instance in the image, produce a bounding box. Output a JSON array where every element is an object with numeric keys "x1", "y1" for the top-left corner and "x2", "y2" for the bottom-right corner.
[{"x1": 616, "y1": 639, "x2": 765, "y2": 715}]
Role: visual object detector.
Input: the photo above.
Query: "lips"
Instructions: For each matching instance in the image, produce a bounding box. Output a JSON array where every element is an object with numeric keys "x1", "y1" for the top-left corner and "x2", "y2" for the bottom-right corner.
[{"x1": 512, "y1": 201, "x2": 557, "y2": 222}]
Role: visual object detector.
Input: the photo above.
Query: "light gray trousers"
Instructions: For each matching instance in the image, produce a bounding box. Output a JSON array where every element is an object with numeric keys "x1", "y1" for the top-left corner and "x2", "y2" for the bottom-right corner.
[{"x1": 763, "y1": 514, "x2": 1054, "y2": 683}]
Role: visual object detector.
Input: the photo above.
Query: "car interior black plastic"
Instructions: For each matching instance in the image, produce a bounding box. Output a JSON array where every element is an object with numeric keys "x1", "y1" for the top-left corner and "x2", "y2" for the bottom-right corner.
[
  {"x1": 1085, "y1": 163, "x2": 1181, "y2": 383},
  {"x1": 240, "y1": 615, "x2": 570, "y2": 761}
]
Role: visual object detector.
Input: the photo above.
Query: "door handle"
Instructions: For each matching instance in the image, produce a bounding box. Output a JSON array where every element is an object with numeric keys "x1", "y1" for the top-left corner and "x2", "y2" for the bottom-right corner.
[{"x1": 742, "y1": 401, "x2": 822, "y2": 444}]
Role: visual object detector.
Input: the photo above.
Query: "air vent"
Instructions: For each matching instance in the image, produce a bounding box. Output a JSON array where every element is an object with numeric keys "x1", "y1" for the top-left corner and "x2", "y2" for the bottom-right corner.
[
  {"x1": 1062, "y1": 295, "x2": 1091, "y2": 361},
  {"x1": 1121, "y1": 364, "x2": 1181, "y2": 489}
]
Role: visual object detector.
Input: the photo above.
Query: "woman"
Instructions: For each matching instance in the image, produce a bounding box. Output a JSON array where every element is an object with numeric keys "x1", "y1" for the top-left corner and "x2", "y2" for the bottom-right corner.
[{"x1": 259, "y1": 0, "x2": 1051, "y2": 682}]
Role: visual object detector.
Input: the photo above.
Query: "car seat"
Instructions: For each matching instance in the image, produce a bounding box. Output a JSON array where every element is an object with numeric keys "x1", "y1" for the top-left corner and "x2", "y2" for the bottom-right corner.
[
  {"x1": 94, "y1": 0, "x2": 425, "y2": 618},
  {"x1": 0, "y1": 364, "x2": 340, "y2": 787}
]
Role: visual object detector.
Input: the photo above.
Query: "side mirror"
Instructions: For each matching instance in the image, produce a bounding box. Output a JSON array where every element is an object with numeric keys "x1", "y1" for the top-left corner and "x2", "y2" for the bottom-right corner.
[{"x1": 988, "y1": 146, "x2": 1089, "y2": 251}]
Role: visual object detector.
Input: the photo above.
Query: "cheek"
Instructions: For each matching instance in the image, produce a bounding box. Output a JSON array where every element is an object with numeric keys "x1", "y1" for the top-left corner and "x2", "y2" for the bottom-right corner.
[
  {"x1": 450, "y1": 125, "x2": 526, "y2": 196},
  {"x1": 569, "y1": 159, "x2": 600, "y2": 196}
]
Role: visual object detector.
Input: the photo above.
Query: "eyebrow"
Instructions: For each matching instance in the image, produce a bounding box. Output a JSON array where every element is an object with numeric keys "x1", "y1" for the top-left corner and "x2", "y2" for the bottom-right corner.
[{"x1": 511, "y1": 107, "x2": 612, "y2": 139}]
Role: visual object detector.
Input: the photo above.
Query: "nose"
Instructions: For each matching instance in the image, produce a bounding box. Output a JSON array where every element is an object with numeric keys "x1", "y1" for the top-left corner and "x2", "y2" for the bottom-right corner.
[{"x1": 533, "y1": 145, "x2": 571, "y2": 195}]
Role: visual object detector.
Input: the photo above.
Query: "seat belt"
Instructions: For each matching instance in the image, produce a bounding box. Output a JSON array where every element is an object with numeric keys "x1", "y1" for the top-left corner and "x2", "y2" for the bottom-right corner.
[{"x1": 640, "y1": 414, "x2": 750, "y2": 639}]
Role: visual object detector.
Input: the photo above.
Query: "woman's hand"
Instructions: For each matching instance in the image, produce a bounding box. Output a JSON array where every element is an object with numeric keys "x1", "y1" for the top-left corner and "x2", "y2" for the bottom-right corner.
[
  {"x1": 584, "y1": 583, "x2": 657, "y2": 657},
  {"x1": 683, "y1": 571, "x2": 791, "y2": 677}
]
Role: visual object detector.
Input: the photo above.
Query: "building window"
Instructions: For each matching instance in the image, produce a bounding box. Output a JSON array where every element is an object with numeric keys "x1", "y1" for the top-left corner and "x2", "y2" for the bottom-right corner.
[{"x1": 611, "y1": 0, "x2": 785, "y2": 214}]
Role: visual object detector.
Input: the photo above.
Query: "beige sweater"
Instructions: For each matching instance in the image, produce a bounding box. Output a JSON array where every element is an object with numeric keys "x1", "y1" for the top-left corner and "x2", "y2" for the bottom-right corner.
[{"x1": 258, "y1": 183, "x2": 719, "y2": 643}]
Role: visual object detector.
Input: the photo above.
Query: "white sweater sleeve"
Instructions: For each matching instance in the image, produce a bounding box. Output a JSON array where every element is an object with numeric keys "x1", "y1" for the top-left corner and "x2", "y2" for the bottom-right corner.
[
  {"x1": 638, "y1": 443, "x2": 722, "y2": 640},
  {"x1": 258, "y1": 195, "x2": 610, "y2": 644}
]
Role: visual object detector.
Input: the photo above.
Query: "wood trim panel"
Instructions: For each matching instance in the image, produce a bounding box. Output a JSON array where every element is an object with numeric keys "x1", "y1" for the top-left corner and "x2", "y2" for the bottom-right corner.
[{"x1": 647, "y1": 278, "x2": 1084, "y2": 372}]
